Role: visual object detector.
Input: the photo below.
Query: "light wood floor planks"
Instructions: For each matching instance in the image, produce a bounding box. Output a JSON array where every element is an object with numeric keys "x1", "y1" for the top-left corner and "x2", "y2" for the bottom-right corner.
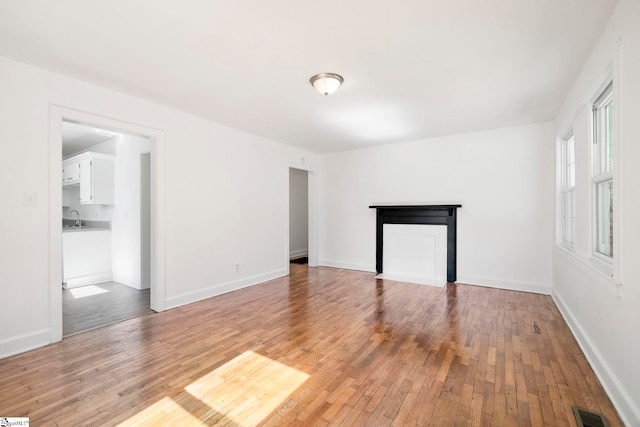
[{"x1": 0, "y1": 265, "x2": 623, "y2": 426}]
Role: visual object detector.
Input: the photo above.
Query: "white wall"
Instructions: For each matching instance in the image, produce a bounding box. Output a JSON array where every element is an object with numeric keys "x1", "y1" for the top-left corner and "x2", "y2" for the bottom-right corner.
[
  {"x1": 289, "y1": 168, "x2": 308, "y2": 258},
  {"x1": 319, "y1": 122, "x2": 555, "y2": 294},
  {"x1": 111, "y1": 134, "x2": 151, "y2": 289},
  {"x1": 0, "y1": 55, "x2": 317, "y2": 357},
  {"x1": 62, "y1": 186, "x2": 115, "y2": 221},
  {"x1": 552, "y1": 0, "x2": 640, "y2": 424}
]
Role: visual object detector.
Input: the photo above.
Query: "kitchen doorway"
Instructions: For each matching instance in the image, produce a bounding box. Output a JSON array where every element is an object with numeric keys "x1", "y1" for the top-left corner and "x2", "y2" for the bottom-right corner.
[
  {"x1": 49, "y1": 106, "x2": 166, "y2": 343},
  {"x1": 60, "y1": 121, "x2": 153, "y2": 336}
]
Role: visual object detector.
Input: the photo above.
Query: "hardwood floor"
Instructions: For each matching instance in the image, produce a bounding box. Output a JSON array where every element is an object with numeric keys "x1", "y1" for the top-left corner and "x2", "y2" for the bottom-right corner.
[
  {"x1": 63, "y1": 281, "x2": 152, "y2": 336},
  {"x1": 1, "y1": 265, "x2": 622, "y2": 426}
]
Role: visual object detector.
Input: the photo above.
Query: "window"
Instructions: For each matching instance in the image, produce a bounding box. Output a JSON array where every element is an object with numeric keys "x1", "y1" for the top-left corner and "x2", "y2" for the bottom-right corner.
[
  {"x1": 592, "y1": 82, "x2": 613, "y2": 259},
  {"x1": 555, "y1": 71, "x2": 621, "y2": 292},
  {"x1": 561, "y1": 132, "x2": 576, "y2": 245}
]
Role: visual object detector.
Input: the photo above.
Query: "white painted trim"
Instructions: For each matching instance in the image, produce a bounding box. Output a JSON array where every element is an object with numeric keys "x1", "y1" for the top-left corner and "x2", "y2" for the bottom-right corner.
[
  {"x1": 165, "y1": 268, "x2": 288, "y2": 310},
  {"x1": 456, "y1": 275, "x2": 552, "y2": 295},
  {"x1": 308, "y1": 167, "x2": 319, "y2": 268},
  {"x1": 49, "y1": 105, "x2": 167, "y2": 348},
  {"x1": 0, "y1": 329, "x2": 50, "y2": 359},
  {"x1": 63, "y1": 272, "x2": 112, "y2": 289},
  {"x1": 150, "y1": 130, "x2": 167, "y2": 312},
  {"x1": 374, "y1": 273, "x2": 445, "y2": 288},
  {"x1": 556, "y1": 128, "x2": 576, "y2": 247},
  {"x1": 587, "y1": 65, "x2": 623, "y2": 282},
  {"x1": 552, "y1": 291, "x2": 639, "y2": 427},
  {"x1": 611, "y1": 38, "x2": 624, "y2": 286},
  {"x1": 288, "y1": 160, "x2": 315, "y2": 172},
  {"x1": 49, "y1": 114, "x2": 64, "y2": 343},
  {"x1": 319, "y1": 259, "x2": 376, "y2": 273},
  {"x1": 318, "y1": 260, "x2": 551, "y2": 295}
]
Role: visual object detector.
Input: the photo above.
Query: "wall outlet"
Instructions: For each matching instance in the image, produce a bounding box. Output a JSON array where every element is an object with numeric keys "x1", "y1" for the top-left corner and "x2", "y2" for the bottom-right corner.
[
  {"x1": 235, "y1": 264, "x2": 240, "y2": 272},
  {"x1": 577, "y1": 294, "x2": 581, "y2": 310}
]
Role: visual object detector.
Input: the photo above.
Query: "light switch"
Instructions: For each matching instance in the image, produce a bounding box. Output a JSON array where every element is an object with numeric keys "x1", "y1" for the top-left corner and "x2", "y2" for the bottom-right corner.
[{"x1": 23, "y1": 192, "x2": 38, "y2": 207}]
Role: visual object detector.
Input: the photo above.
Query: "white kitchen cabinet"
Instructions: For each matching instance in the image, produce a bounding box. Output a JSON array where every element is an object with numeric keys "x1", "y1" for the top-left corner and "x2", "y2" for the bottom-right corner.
[
  {"x1": 62, "y1": 159, "x2": 81, "y2": 185},
  {"x1": 62, "y1": 152, "x2": 115, "y2": 205},
  {"x1": 62, "y1": 229, "x2": 112, "y2": 288}
]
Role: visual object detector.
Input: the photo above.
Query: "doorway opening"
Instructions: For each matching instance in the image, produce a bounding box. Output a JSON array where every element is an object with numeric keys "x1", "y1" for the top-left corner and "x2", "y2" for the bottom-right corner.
[
  {"x1": 61, "y1": 121, "x2": 153, "y2": 336},
  {"x1": 49, "y1": 106, "x2": 166, "y2": 343},
  {"x1": 288, "y1": 165, "x2": 316, "y2": 272},
  {"x1": 289, "y1": 168, "x2": 309, "y2": 266}
]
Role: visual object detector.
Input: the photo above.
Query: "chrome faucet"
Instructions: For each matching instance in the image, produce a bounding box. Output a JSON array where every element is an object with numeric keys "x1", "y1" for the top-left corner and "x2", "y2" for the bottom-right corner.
[{"x1": 70, "y1": 209, "x2": 81, "y2": 227}]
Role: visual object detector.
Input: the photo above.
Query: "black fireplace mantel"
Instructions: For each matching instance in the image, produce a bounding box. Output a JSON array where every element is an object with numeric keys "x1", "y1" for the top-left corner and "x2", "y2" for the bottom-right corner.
[{"x1": 369, "y1": 204, "x2": 461, "y2": 283}]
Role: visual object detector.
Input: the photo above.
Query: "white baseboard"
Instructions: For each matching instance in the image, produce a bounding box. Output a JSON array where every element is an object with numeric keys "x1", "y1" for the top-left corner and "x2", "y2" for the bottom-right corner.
[
  {"x1": 165, "y1": 268, "x2": 288, "y2": 310},
  {"x1": 317, "y1": 263, "x2": 551, "y2": 295},
  {"x1": 552, "y1": 291, "x2": 640, "y2": 427},
  {"x1": 1, "y1": 269, "x2": 288, "y2": 359},
  {"x1": 318, "y1": 259, "x2": 375, "y2": 272},
  {"x1": 0, "y1": 329, "x2": 50, "y2": 359},
  {"x1": 456, "y1": 275, "x2": 552, "y2": 295},
  {"x1": 63, "y1": 272, "x2": 112, "y2": 289},
  {"x1": 289, "y1": 249, "x2": 308, "y2": 259},
  {"x1": 162, "y1": 265, "x2": 535, "y2": 313}
]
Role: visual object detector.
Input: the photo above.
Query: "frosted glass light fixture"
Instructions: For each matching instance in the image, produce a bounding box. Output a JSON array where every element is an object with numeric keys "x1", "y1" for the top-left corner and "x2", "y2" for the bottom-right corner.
[{"x1": 309, "y1": 73, "x2": 344, "y2": 96}]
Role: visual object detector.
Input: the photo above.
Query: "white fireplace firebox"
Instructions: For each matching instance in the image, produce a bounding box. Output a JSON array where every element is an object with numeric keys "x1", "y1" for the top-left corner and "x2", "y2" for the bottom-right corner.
[{"x1": 380, "y1": 224, "x2": 447, "y2": 286}]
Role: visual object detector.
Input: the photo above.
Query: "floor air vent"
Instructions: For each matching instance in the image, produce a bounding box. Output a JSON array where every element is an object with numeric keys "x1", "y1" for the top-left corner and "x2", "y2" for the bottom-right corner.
[{"x1": 573, "y1": 406, "x2": 610, "y2": 427}]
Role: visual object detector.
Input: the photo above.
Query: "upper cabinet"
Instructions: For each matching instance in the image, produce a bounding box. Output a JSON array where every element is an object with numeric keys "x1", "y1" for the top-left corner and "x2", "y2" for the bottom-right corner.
[
  {"x1": 62, "y1": 152, "x2": 115, "y2": 205},
  {"x1": 62, "y1": 159, "x2": 81, "y2": 185}
]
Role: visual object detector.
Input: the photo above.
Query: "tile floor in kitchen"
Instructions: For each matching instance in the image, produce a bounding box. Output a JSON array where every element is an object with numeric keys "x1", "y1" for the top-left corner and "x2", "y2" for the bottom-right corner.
[{"x1": 63, "y1": 281, "x2": 152, "y2": 336}]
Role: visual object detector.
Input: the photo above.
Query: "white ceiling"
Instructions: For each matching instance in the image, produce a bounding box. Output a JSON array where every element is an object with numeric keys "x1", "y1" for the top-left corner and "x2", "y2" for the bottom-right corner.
[
  {"x1": 0, "y1": 0, "x2": 618, "y2": 153},
  {"x1": 61, "y1": 122, "x2": 122, "y2": 157}
]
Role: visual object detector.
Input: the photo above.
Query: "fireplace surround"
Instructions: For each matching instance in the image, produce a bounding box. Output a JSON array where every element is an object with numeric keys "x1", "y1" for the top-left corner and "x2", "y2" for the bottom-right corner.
[{"x1": 369, "y1": 204, "x2": 462, "y2": 283}]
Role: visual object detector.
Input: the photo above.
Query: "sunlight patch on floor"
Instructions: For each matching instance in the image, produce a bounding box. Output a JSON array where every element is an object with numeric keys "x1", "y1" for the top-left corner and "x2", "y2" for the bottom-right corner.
[
  {"x1": 117, "y1": 396, "x2": 204, "y2": 426},
  {"x1": 69, "y1": 285, "x2": 108, "y2": 299},
  {"x1": 117, "y1": 351, "x2": 309, "y2": 426},
  {"x1": 186, "y1": 350, "x2": 310, "y2": 425}
]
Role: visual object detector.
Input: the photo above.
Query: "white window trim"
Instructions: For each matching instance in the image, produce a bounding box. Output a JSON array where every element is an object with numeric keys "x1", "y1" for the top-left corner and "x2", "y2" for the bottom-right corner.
[
  {"x1": 612, "y1": 39, "x2": 625, "y2": 286},
  {"x1": 589, "y1": 51, "x2": 622, "y2": 286},
  {"x1": 558, "y1": 130, "x2": 576, "y2": 248},
  {"x1": 562, "y1": 187, "x2": 575, "y2": 246},
  {"x1": 590, "y1": 80, "x2": 614, "y2": 262},
  {"x1": 591, "y1": 176, "x2": 613, "y2": 261},
  {"x1": 554, "y1": 43, "x2": 623, "y2": 296}
]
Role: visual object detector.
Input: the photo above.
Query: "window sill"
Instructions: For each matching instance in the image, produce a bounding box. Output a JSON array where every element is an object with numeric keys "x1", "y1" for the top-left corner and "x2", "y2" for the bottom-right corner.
[{"x1": 554, "y1": 244, "x2": 622, "y2": 297}]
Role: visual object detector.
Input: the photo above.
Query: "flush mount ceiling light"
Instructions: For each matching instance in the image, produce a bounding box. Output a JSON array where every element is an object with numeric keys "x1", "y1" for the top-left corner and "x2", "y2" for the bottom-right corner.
[{"x1": 309, "y1": 73, "x2": 344, "y2": 96}]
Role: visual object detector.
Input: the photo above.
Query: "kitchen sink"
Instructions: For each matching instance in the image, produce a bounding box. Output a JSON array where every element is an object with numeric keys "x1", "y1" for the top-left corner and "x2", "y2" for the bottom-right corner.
[{"x1": 63, "y1": 224, "x2": 90, "y2": 230}]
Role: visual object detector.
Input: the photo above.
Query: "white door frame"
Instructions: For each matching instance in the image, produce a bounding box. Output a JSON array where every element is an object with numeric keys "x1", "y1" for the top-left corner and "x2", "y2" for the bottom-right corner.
[
  {"x1": 287, "y1": 163, "x2": 317, "y2": 272},
  {"x1": 49, "y1": 105, "x2": 166, "y2": 342}
]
